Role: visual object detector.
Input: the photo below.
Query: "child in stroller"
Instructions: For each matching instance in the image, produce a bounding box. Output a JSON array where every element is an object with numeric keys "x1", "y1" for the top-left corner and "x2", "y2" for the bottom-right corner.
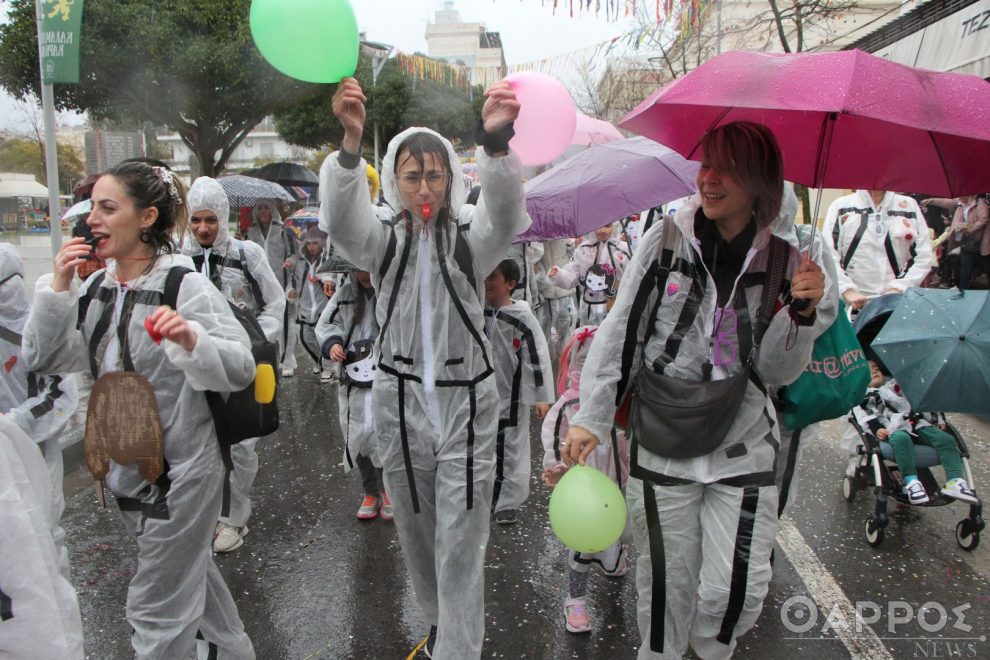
[{"x1": 843, "y1": 296, "x2": 983, "y2": 550}]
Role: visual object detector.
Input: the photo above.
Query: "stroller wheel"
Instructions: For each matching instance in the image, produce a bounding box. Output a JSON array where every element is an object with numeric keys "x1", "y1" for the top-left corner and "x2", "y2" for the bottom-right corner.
[
  {"x1": 955, "y1": 520, "x2": 980, "y2": 551},
  {"x1": 842, "y1": 476, "x2": 857, "y2": 502},
  {"x1": 865, "y1": 515, "x2": 885, "y2": 547}
]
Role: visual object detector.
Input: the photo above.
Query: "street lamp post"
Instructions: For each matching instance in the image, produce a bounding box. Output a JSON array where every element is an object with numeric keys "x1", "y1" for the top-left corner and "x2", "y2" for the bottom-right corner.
[{"x1": 361, "y1": 40, "x2": 395, "y2": 174}]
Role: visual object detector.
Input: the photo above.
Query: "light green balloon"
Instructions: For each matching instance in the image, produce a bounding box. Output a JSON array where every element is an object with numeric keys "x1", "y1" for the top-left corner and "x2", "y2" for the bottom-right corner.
[
  {"x1": 250, "y1": 0, "x2": 359, "y2": 84},
  {"x1": 549, "y1": 464, "x2": 627, "y2": 554}
]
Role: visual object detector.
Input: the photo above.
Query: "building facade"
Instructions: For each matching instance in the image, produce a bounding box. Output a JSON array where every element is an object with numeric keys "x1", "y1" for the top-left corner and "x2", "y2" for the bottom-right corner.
[{"x1": 426, "y1": 1, "x2": 507, "y2": 87}]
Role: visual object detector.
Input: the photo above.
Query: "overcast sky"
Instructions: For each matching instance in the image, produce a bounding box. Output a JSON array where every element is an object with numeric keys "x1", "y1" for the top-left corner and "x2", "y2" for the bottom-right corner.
[{"x1": 0, "y1": 0, "x2": 637, "y2": 133}]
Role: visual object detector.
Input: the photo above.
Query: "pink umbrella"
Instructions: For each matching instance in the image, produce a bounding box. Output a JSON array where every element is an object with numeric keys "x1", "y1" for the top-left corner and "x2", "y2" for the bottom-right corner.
[
  {"x1": 572, "y1": 113, "x2": 624, "y2": 146},
  {"x1": 620, "y1": 50, "x2": 990, "y2": 197}
]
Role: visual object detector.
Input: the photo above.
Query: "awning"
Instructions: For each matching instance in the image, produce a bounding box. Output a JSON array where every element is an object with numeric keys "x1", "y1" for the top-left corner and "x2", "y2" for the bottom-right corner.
[
  {"x1": 873, "y1": 0, "x2": 990, "y2": 78},
  {"x1": 0, "y1": 178, "x2": 50, "y2": 198}
]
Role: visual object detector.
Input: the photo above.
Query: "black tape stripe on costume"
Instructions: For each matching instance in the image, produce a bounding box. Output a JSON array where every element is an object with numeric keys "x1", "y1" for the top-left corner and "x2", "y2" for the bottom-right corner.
[
  {"x1": 653, "y1": 257, "x2": 706, "y2": 372},
  {"x1": 778, "y1": 427, "x2": 802, "y2": 518},
  {"x1": 553, "y1": 398, "x2": 579, "y2": 462},
  {"x1": 832, "y1": 205, "x2": 867, "y2": 250},
  {"x1": 28, "y1": 375, "x2": 64, "y2": 419},
  {"x1": 115, "y1": 467, "x2": 172, "y2": 521},
  {"x1": 77, "y1": 270, "x2": 107, "y2": 329},
  {"x1": 492, "y1": 354, "x2": 524, "y2": 512},
  {"x1": 435, "y1": 215, "x2": 491, "y2": 373},
  {"x1": 610, "y1": 427, "x2": 622, "y2": 486},
  {"x1": 195, "y1": 631, "x2": 219, "y2": 660},
  {"x1": 616, "y1": 260, "x2": 660, "y2": 407},
  {"x1": 643, "y1": 478, "x2": 667, "y2": 653},
  {"x1": 87, "y1": 293, "x2": 116, "y2": 378},
  {"x1": 884, "y1": 233, "x2": 915, "y2": 278},
  {"x1": 343, "y1": 387, "x2": 354, "y2": 470},
  {"x1": 397, "y1": 378, "x2": 421, "y2": 514},
  {"x1": 0, "y1": 323, "x2": 22, "y2": 346},
  {"x1": 89, "y1": 284, "x2": 163, "y2": 308},
  {"x1": 0, "y1": 586, "x2": 12, "y2": 621},
  {"x1": 841, "y1": 212, "x2": 870, "y2": 271},
  {"x1": 297, "y1": 322, "x2": 321, "y2": 364},
  {"x1": 717, "y1": 486, "x2": 761, "y2": 645},
  {"x1": 376, "y1": 223, "x2": 413, "y2": 367},
  {"x1": 494, "y1": 309, "x2": 545, "y2": 389},
  {"x1": 467, "y1": 387, "x2": 477, "y2": 511}
]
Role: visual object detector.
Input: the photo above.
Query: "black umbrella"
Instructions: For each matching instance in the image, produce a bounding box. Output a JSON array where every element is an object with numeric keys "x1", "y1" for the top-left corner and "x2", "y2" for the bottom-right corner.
[{"x1": 248, "y1": 162, "x2": 318, "y2": 188}]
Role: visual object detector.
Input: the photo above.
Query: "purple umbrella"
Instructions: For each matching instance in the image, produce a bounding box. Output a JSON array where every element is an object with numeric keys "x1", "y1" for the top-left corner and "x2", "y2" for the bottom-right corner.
[{"x1": 517, "y1": 136, "x2": 699, "y2": 242}]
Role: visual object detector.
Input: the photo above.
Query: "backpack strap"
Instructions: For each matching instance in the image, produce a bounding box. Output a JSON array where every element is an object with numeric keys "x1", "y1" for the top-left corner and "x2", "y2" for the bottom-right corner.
[
  {"x1": 237, "y1": 243, "x2": 266, "y2": 308},
  {"x1": 377, "y1": 215, "x2": 399, "y2": 280},
  {"x1": 755, "y1": 235, "x2": 790, "y2": 345},
  {"x1": 162, "y1": 266, "x2": 193, "y2": 309},
  {"x1": 452, "y1": 220, "x2": 476, "y2": 295}
]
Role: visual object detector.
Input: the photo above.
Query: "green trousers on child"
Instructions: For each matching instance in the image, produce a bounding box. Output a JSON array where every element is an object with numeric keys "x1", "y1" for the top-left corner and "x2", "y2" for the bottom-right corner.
[{"x1": 889, "y1": 426, "x2": 964, "y2": 481}]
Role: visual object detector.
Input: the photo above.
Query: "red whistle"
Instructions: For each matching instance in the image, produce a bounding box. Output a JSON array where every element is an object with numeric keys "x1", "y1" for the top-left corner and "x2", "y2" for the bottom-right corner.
[
  {"x1": 421, "y1": 203, "x2": 431, "y2": 219},
  {"x1": 144, "y1": 317, "x2": 163, "y2": 345}
]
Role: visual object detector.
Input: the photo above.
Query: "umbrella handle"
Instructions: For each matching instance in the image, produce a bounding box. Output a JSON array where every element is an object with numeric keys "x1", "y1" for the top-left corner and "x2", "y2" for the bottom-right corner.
[{"x1": 792, "y1": 298, "x2": 811, "y2": 312}]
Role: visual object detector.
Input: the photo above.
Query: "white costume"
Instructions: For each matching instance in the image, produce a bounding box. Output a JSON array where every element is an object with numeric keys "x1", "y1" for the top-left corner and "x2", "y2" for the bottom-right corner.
[
  {"x1": 0, "y1": 244, "x2": 79, "y2": 583},
  {"x1": 289, "y1": 231, "x2": 332, "y2": 369},
  {"x1": 484, "y1": 299, "x2": 554, "y2": 514},
  {"x1": 321, "y1": 126, "x2": 529, "y2": 658},
  {"x1": 246, "y1": 201, "x2": 298, "y2": 372},
  {"x1": 822, "y1": 190, "x2": 932, "y2": 302},
  {"x1": 186, "y1": 177, "x2": 285, "y2": 533},
  {"x1": 24, "y1": 255, "x2": 256, "y2": 659},
  {"x1": 548, "y1": 229, "x2": 631, "y2": 327},
  {"x1": 315, "y1": 278, "x2": 379, "y2": 472},
  {"x1": 535, "y1": 238, "x2": 576, "y2": 363},
  {"x1": 0, "y1": 417, "x2": 83, "y2": 659},
  {"x1": 541, "y1": 326, "x2": 629, "y2": 575},
  {"x1": 573, "y1": 197, "x2": 833, "y2": 659}
]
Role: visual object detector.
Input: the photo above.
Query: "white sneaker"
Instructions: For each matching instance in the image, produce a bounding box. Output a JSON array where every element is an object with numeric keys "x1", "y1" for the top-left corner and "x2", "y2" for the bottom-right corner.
[
  {"x1": 213, "y1": 522, "x2": 247, "y2": 553},
  {"x1": 320, "y1": 368, "x2": 335, "y2": 383},
  {"x1": 941, "y1": 478, "x2": 979, "y2": 504},
  {"x1": 280, "y1": 367, "x2": 295, "y2": 378},
  {"x1": 311, "y1": 365, "x2": 321, "y2": 374},
  {"x1": 904, "y1": 480, "x2": 930, "y2": 505}
]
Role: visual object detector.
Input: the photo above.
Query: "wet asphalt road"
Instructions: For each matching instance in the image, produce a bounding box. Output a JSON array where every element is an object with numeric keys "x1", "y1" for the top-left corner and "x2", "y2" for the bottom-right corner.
[{"x1": 60, "y1": 362, "x2": 990, "y2": 659}]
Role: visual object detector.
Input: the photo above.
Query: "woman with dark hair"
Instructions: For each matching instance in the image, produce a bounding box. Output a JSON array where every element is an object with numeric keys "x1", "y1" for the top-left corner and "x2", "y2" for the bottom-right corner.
[
  {"x1": 322, "y1": 76, "x2": 529, "y2": 658},
  {"x1": 563, "y1": 122, "x2": 832, "y2": 658},
  {"x1": 23, "y1": 161, "x2": 256, "y2": 658}
]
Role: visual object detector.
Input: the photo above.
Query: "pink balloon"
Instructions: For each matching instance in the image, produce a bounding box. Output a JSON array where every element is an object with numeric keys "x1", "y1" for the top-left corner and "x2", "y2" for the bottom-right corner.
[{"x1": 505, "y1": 72, "x2": 577, "y2": 166}]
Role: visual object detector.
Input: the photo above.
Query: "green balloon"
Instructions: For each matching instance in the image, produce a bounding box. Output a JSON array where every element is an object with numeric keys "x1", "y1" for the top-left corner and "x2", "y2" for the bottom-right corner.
[
  {"x1": 548, "y1": 464, "x2": 627, "y2": 554},
  {"x1": 250, "y1": 0, "x2": 359, "y2": 84}
]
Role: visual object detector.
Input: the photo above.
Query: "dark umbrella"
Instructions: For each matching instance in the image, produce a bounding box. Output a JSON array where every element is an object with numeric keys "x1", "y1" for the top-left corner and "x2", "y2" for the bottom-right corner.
[
  {"x1": 248, "y1": 162, "x2": 319, "y2": 187},
  {"x1": 871, "y1": 288, "x2": 990, "y2": 414}
]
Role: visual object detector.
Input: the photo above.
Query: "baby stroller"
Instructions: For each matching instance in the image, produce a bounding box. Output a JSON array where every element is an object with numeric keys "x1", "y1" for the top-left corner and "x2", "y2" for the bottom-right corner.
[{"x1": 841, "y1": 294, "x2": 984, "y2": 550}]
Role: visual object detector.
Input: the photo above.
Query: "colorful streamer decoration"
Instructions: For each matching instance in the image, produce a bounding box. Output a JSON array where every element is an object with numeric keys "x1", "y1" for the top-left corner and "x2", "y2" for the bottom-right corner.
[{"x1": 396, "y1": 52, "x2": 474, "y2": 93}]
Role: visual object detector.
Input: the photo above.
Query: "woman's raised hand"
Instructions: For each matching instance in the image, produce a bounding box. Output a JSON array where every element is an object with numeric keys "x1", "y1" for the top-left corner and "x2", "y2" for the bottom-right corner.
[
  {"x1": 146, "y1": 305, "x2": 198, "y2": 352},
  {"x1": 332, "y1": 77, "x2": 367, "y2": 154},
  {"x1": 482, "y1": 80, "x2": 521, "y2": 134},
  {"x1": 52, "y1": 237, "x2": 92, "y2": 292}
]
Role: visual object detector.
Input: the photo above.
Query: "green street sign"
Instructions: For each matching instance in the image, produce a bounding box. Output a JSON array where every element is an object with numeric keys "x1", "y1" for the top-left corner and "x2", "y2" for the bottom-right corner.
[{"x1": 39, "y1": 0, "x2": 84, "y2": 84}]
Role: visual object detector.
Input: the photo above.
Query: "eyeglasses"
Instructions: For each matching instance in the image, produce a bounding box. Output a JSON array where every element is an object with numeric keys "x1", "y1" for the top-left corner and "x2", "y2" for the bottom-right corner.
[{"x1": 397, "y1": 171, "x2": 448, "y2": 191}]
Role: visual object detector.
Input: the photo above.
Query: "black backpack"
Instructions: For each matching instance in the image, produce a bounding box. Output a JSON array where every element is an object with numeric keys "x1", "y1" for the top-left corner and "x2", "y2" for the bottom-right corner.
[{"x1": 161, "y1": 267, "x2": 280, "y2": 447}]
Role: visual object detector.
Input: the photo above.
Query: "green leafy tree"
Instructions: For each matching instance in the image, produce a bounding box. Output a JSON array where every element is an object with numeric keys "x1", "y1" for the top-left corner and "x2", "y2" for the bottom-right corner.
[
  {"x1": 0, "y1": 0, "x2": 318, "y2": 177},
  {"x1": 274, "y1": 56, "x2": 482, "y2": 156},
  {"x1": 0, "y1": 137, "x2": 85, "y2": 195}
]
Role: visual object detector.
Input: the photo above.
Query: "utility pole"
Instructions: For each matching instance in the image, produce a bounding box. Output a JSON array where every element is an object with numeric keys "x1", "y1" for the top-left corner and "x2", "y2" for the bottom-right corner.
[
  {"x1": 362, "y1": 40, "x2": 394, "y2": 174},
  {"x1": 34, "y1": 0, "x2": 63, "y2": 255}
]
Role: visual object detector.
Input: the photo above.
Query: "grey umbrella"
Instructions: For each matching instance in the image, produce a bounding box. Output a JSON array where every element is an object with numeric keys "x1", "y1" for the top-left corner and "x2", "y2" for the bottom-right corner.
[{"x1": 217, "y1": 175, "x2": 294, "y2": 208}]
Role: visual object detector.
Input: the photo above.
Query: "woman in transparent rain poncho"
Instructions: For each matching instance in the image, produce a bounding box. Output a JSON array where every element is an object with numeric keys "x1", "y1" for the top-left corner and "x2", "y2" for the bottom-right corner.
[
  {"x1": 24, "y1": 162, "x2": 255, "y2": 659},
  {"x1": 322, "y1": 76, "x2": 528, "y2": 659},
  {"x1": 563, "y1": 123, "x2": 830, "y2": 660}
]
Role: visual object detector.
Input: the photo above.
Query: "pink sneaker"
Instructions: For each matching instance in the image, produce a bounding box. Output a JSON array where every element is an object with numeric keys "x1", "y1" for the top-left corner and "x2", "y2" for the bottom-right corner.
[
  {"x1": 564, "y1": 597, "x2": 591, "y2": 633},
  {"x1": 379, "y1": 492, "x2": 394, "y2": 521},
  {"x1": 356, "y1": 495, "x2": 379, "y2": 520}
]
